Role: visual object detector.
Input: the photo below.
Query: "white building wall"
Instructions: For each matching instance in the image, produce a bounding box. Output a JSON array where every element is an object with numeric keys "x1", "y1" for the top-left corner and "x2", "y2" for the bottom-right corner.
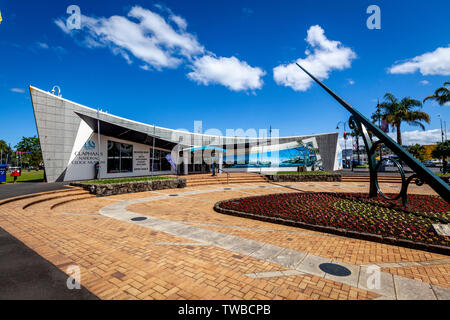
[{"x1": 64, "y1": 132, "x2": 173, "y2": 182}]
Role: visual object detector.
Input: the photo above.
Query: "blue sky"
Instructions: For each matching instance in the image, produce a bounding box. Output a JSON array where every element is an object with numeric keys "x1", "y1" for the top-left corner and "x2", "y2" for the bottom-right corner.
[{"x1": 0, "y1": 0, "x2": 449, "y2": 148}]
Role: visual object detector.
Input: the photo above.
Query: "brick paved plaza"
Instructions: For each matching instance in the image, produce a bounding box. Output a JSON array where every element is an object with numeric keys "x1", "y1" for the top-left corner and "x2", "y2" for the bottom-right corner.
[{"x1": 0, "y1": 179, "x2": 449, "y2": 300}]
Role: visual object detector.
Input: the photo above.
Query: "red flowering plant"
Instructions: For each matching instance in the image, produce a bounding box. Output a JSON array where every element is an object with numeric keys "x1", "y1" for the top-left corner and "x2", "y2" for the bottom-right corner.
[{"x1": 219, "y1": 193, "x2": 450, "y2": 247}]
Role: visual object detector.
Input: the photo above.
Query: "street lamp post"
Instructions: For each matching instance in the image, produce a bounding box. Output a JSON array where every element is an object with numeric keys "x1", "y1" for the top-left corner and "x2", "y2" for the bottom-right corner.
[
  {"x1": 377, "y1": 102, "x2": 383, "y2": 160},
  {"x1": 444, "y1": 120, "x2": 448, "y2": 141},
  {"x1": 437, "y1": 114, "x2": 444, "y2": 143},
  {"x1": 437, "y1": 114, "x2": 446, "y2": 172}
]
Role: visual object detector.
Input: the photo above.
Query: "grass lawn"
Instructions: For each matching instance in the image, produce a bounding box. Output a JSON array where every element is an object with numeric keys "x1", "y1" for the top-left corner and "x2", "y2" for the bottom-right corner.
[
  {"x1": 275, "y1": 171, "x2": 332, "y2": 175},
  {"x1": 437, "y1": 173, "x2": 450, "y2": 177},
  {"x1": 3, "y1": 170, "x2": 44, "y2": 184},
  {"x1": 85, "y1": 176, "x2": 175, "y2": 185}
]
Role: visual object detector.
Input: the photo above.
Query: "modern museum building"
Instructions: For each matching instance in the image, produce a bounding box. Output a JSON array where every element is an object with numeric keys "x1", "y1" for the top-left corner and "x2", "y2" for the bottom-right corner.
[{"x1": 30, "y1": 86, "x2": 342, "y2": 183}]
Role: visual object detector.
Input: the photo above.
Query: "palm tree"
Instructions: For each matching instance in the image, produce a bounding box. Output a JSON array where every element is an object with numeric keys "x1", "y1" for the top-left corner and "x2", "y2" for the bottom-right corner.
[
  {"x1": 406, "y1": 144, "x2": 426, "y2": 162},
  {"x1": 379, "y1": 93, "x2": 430, "y2": 146},
  {"x1": 423, "y1": 82, "x2": 450, "y2": 106}
]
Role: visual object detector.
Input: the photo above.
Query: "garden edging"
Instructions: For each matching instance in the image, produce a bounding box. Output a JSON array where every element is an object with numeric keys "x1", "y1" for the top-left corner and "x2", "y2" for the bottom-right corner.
[{"x1": 213, "y1": 197, "x2": 450, "y2": 256}]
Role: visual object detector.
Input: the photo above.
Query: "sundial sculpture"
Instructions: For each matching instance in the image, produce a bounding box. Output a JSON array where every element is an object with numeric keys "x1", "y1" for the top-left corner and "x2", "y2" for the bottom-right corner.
[{"x1": 296, "y1": 63, "x2": 450, "y2": 206}]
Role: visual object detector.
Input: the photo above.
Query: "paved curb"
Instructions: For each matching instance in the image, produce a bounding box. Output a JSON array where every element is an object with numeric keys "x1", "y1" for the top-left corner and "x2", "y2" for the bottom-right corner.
[{"x1": 213, "y1": 197, "x2": 450, "y2": 256}]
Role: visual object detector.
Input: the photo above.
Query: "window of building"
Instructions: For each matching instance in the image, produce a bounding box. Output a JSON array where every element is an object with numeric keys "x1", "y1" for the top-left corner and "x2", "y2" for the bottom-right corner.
[
  {"x1": 149, "y1": 149, "x2": 172, "y2": 172},
  {"x1": 107, "y1": 141, "x2": 133, "y2": 173}
]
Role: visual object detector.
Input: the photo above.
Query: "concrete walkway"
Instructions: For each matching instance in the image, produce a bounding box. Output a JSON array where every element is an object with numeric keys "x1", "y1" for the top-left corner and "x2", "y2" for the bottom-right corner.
[
  {"x1": 0, "y1": 181, "x2": 447, "y2": 300},
  {"x1": 100, "y1": 185, "x2": 450, "y2": 300}
]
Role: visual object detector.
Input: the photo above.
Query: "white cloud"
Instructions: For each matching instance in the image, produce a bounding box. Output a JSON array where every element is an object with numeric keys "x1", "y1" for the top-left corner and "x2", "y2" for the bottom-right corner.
[
  {"x1": 420, "y1": 80, "x2": 430, "y2": 85},
  {"x1": 273, "y1": 25, "x2": 356, "y2": 91},
  {"x1": 339, "y1": 129, "x2": 448, "y2": 150},
  {"x1": 11, "y1": 88, "x2": 25, "y2": 93},
  {"x1": 128, "y1": 6, "x2": 203, "y2": 58},
  {"x1": 55, "y1": 6, "x2": 202, "y2": 69},
  {"x1": 187, "y1": 55, "x2": 266, "y2": 91},
  {"x1": 36, "y1": 42, "x2": 49, "y2": 49},
  {"x1": 348, "y1": 79, "x2": 355, "y2": 85},
  {"x1": 169, "y1": 14, "x2": 187, "y2": 30},
  {"x1": 55, "y1": 5, "x2": 264, "y2": 91},
  {"x1": 388, "y1": 46, "x2": 450, "y2": 76},
  {"x1": 54, "y1": 19, "x2": 71, "y2": 34},
  {"x1": 394, "y1": 129, "x2": 447, "y2": 145}
]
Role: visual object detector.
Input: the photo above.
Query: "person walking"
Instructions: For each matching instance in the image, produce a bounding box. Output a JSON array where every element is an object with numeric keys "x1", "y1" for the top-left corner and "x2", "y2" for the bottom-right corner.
[{"x1": 11, "y1": 169, "x2": 20, "y2": 183}]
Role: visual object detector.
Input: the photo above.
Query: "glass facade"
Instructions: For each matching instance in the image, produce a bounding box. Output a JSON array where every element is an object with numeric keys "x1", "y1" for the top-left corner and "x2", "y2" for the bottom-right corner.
[
  {"x1": 149, "y1": 149, "x2": 171, "y2": 172},
  {"x1": 107, "y1": 141, "x2": 133, "y2": 173}
]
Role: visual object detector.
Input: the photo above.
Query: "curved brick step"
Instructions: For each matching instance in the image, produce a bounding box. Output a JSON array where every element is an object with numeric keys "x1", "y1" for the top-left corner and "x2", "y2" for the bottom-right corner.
[
  {"x1": 50, "y1": 194, "x2": 97, "y2": 210},
  {"x1": 22, "y1": 191, "x2": 91, "y2": 210},
  {"x1": 185, "y1": 173, "x2": 269, "y2": 187},
  {"x1": 0, "y1": 188, "x2": 84, "y2": 207}
]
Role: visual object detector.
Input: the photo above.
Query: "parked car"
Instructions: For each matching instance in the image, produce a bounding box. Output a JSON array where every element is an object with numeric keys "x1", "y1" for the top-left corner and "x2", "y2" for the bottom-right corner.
[{"x1": 422, "y1": 160, "x2": 435, "y2": 167}]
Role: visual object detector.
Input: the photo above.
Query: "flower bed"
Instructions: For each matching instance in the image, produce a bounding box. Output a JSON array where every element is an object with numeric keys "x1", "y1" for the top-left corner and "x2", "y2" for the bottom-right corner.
[
  {"x1": 214, "y1": 193, "x2": 450, "y2": 254},
  {"x1": 266, "y1": 173, "x2": 341, "y2": 182}
]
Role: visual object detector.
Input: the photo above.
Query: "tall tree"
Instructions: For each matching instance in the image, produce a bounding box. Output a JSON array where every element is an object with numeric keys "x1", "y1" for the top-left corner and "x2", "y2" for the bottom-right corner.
[
  {"x1": 14, "y1": 136, "x2": 42, "y2": 168},
  {"x1": 406, "y1": 144, "x2": 426, "y2": 162},
  {"x1": 423, "y1": 82, "x2": 450, "y2": 106},
  {"x1": 379, "y1": 93, "x2": 430, "y2": 146},
  {"x1": 431, "y1": 140, "x2": 450, "y2": 174},
  {"x1": 0, "y1": 140, "x2": 11, "y2": 164}
]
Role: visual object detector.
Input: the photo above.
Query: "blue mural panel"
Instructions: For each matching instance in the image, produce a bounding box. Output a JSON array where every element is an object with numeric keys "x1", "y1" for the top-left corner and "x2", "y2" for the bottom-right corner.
[{"x1": 223, "y1": 143, "x2": 319, "y2": 168}]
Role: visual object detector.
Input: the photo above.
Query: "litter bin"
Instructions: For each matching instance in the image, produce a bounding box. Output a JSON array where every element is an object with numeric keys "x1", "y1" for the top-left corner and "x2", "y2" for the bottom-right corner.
[{"x1": 0, "y1": 165, "x2": 7, "y2": 183}]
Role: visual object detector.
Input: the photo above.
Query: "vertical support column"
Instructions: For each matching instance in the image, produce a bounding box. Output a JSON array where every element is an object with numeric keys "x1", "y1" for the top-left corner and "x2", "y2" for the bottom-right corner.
[
  {"x1": 183, "y1": 151, "x2": 189, "y2": 176},
  {"x1": 97, "y1": 107, "x2": 101, "y2": 180},
  {"x1": 219, "y1": 152, "x2": 223, "y2": 172}
]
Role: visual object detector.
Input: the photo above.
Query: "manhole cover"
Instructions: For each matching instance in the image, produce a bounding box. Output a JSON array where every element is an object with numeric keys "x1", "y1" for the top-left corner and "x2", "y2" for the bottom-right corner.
[
  {"x1": 224, "y1": 188, "x2": 232, "y2": 190},
  {"x1": 259, "y1": 186, "x2": 266, "y2": 188},
  {"x1": 319, "y1": 263, "x2": 351, "y2": 277},
  {"x1": 169, "y1": 194, "x2": 179, "y2": 197},
  {"x1": 131, "y1": 217, "x2": 147, "y2": 222}
]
